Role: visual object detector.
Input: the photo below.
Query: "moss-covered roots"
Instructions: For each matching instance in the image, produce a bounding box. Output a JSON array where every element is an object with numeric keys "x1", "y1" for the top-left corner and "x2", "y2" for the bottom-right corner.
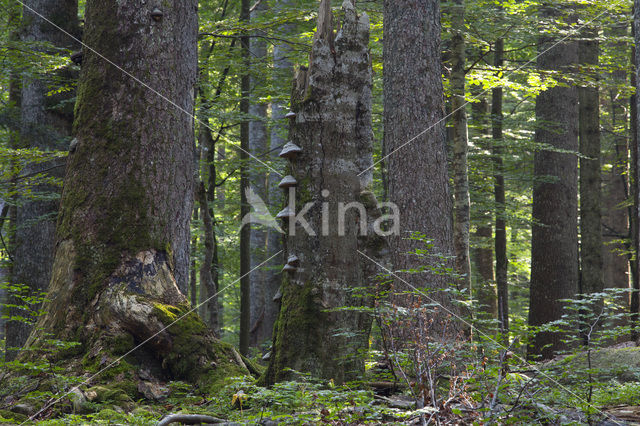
[{"x1": 22, "y1": 245, "x2": 250, "y2": 403}]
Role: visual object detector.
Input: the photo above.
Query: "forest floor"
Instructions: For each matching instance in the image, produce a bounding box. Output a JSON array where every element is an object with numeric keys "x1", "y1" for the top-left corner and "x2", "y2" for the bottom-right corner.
[{"x1": 3, "y1": 344, "x2": 640, "y2": 424}]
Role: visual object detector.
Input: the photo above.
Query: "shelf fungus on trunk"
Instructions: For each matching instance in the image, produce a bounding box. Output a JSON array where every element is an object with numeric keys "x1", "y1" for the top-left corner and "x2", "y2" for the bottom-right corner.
[
  {"x1": 284, "y1": 111, "x2": 297, "y2": 119},
  {"x1": 282, "y1": 263, "x2": 297, "y2": 273},
  {"x1": 286, "y1": 254, "x2": 300, "y2": 267},
  {"x1": 276, "y1": 206, "x2": 295, "y2": 220},
  {"x1": 278, "y1": 175, "x2": 298, "y2": 189},
  {"x1": 151, "y1": 7, "x2": 163, "y2": 21},
  {"x1": 278, "y1": 141, "x2": 302, "y2": 159}
]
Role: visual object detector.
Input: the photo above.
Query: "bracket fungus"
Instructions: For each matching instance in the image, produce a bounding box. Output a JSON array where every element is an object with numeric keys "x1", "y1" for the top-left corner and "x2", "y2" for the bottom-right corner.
[
  {"x1": 272, "y1": 288, "x2": 282, "y2": 302},
  {"x1": 69, "y1": 138, "x2": 78, "y2": 153},
  {"x1": 287, "y1": 254, "x2": 300, "y2": 267},
  {"x1": 70, "y1": 51, "x2": 83, "y2": 65},
  {"x1": 282, "y1": 263, "x2": 297, "y2": 273},
  {"x1": 278, "y1": 175, "x2": 298, "y2": 189},
  {"x1": 151, "y1": 8, "x2": 164, "y2": 21},
  {"x1": 279, "y1": 141, "x2": 302, "y2": 159},
  {"x1": 276, "y1": 206, "x2": 295, "y2": 220}
]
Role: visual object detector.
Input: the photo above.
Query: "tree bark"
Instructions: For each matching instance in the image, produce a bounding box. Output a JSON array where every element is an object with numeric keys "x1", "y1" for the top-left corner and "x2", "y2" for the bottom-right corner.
[
  {"x1": 263, "y1": 0, "x2": 384, "y2": 384},
  {"x1": 450, "y1": 0, "x2": 472, "y2": 297},
  {"x1": 239, "y1": 0, "x2": 251, "y2": 357},
  {"x1": 603, "y1": 22, "x2": 631, "y2": 307},
  {"x1": 262, "y1": 0, "x2": 293, "y2": 352},
  {"x1": 529, "y1": 8, "x2": 579, "y2": 360},
  {"x1": 198, "y1": 39, "x2": 223, "y2": 335},
  {"x1": 6, "y1": 0, "x2": 79, "y2": 360},
  {"x1": 197, "y1": 182, "x2": 219, "y2": 332},
  {"x1": 578, "y1": 26, "x2": 603, "y2": 297},
  {"x1": 248, "y1": 0, "x2": 270, "y2": 347},
  {"x1": 470, "y1": 92, "x2": 497, "y2": 319},
  {"x1": 25, "y1": 0, "x2": 247, "y2": 385},
  {"x1": 492, "y1": 38, "x2": 509, "y2": 339},
  {"x1": 384, "y1": 0, "x2": 461, "y2": 336},
  {"x1": 631, "y1": 13, "x2": 639, "y2": 330},
  {"x1": 190, "y1": 206, "x2": 198, "y2": 308}
]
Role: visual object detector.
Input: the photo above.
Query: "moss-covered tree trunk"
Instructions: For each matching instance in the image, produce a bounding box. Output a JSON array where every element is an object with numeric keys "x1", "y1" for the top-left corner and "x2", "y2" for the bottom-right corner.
[
  {"x1": 25, "y1": 0, "x2": 247, "y2": 386},
  {"x1": 263, "y1": 0, "x2": 385, "y2": 384}
]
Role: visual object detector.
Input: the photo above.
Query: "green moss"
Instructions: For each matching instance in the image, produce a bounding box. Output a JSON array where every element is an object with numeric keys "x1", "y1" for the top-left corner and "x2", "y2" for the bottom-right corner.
[
  {"x1": 86, "y1": 383, "x2": 135, "y2": 404},
  {"x1": 152, "y1": 303, "x2": 250, "y2": 388},
  {"x1": 294, "y1": 176, "x2": 312, "y2": 205},
  {"x1": 0, "y1": 409, "x2": 27, "y2": 423},
  {"x1": 110, "y1": 333, "x2": 135, "y2": 356},
  {"x1": 261, "y1": 280, "x2": 322, "y2": 385}
]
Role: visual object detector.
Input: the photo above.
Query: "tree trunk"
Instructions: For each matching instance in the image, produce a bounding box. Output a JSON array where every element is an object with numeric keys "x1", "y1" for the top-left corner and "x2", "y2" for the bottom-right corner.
[
  {"x1": 384, "y1": 0, "x2": 461, "y2": 336},
  {"x1": 2, "y1": 4, "x2": 20, "y2": 360},
  {"x1": 470, "y1": 92, "x2": 497, "y2": 319},
  {"x1": 249, "y1": 0, "x2": 270, "y2": 347},
  {"x1": 198, "y1": 40, "x2": 223, "y2": 335},
  {"x1": 261, "y1": 0, "x2": 293, "y2": 351},
  {"x1": 263, "y1": 0, "x2": 384, "y2": 384},
  {"x1": 190, "y1": 207, "x2": 198, "y2": 308},
  {"x1": 239, "y1": 0, "x2": 251, "y2": 357},
  {"x1": 25, "y1": 0, "x2": 247, "y2": 385},
  {"x1": 529, "y1": 9, "x2": 579, "y2": 360},
  {"x1": 450, "y1": 0, "x2": 472, "y2": 297},
  {"x1": 197, "y1": 183, "x2": 219, "y2": 332},
  {"x1": 6, "y1": 0, "x2": 79, "y2": 360},
  {"x1": 492, "y1": 38, "x2": 509, "y2": 339},
  {"x1": 578, "y1": 26, "x2": 603, "y2": 297},
  {"x1": 603, "y1": 22, "x2": 631, "y2": 307},
  {"x1": 631, "y1": 14, "x2": 639, "y2": 329}
]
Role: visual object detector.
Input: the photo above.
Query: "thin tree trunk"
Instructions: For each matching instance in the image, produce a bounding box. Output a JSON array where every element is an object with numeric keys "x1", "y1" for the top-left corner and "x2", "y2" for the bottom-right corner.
[
  {"x1": 3, "y1": 3, "x2": 20, "y2": 359},
  {"x1": 470, "y1": 91, "x2": 497, "y2": 319},
  {"x1": 451, "y1": 0, "x2": 472, "y2": 296},
  {"x1": 264, "y1": 0, "x2": 383, "y2": 384},
  {"x1": 384, "y1": 0, "x2": 461, "y2": 337},
  {"x1": 529, "y1": 8, "x2": 579, "y2": 360},
  {"x1": 239, "y1": 0, "x2": 251, "y2": 357},
  {"x1": 0, "y1": 202, "x2": 7, "y2": 345},
  {"x1": 492, "y1": 38, "x2": 509, "y2": 340},
  {"x1": 25, "y1": 0, "x2": 247, "y2": 384},
  {"x1": 603, "y1": 22, "x2": 631, "y2": 307},
  {"x1": 249, "y1": 0, "x2": 270, "y2": 347},
  {"x1": 197, "y1": 40, "x2": 223, "y2": 334},
  {"x1": 578, "y1": 26, "x2": 603, "y2": 298},
  {"x1": 6, "y1": 0, "x2": 79, "y2": 360},
  {"x1": 190, "y1": 207, "x2": 198, "y2": 307},
  {"x1": 197, "y1": 182, "x2": 219, "y2": 333},
  {"x1": 632, "y1": 3, "x2": 640, "y2": 328},
  {"x1": 262, "y1": 0, "x2": 293, "y2": 352}
]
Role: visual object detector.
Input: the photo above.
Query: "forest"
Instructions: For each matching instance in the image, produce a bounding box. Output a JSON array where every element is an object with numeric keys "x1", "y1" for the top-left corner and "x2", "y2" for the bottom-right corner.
[{"x1": 2, "y1": 0, "x2": 640, "y2": 424}]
